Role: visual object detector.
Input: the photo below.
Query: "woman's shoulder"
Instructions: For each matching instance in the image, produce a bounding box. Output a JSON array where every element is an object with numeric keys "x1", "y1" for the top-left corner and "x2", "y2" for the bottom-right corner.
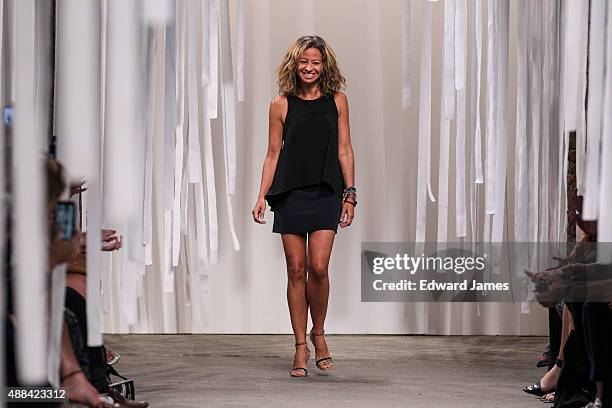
[
  {"x1": 269, "y1": 95, "x2": 289, "y2": 114},
  {"x1": 332, "y1": 91, "x2": 348, "y2": 114},
  {"x1": 271, "y1": 94, "x2": 289, "y2": 106},
  {"x1": 332, "y1": 90, "x2": 347, "y2": 99}
]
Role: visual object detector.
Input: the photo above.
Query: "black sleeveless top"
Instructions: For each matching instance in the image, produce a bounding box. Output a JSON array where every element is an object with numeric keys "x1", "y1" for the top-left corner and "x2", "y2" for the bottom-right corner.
[{"x1": 265, "y1": 93, "x2": 345, "y2": 209}]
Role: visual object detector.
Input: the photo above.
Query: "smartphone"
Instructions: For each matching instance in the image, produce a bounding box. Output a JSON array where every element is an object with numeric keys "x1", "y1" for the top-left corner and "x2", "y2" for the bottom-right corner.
[{"x1": 52, "y1": 201, "x2": 76, "y2": 241}]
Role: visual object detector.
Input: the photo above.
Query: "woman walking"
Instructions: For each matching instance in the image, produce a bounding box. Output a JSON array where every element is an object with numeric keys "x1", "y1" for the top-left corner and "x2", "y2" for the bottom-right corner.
[{"x1": 252, "y1": 36, "x2": 356, "y2": 377}]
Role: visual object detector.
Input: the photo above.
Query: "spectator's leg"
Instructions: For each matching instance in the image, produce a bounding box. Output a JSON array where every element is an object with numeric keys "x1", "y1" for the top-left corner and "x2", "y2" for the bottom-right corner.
[
  {"x1": 583, "y1": 302, "x2": 608, "y2": 401},
  {"x1": 548, "y1": 305, "x2": 562, "y2": 370}
]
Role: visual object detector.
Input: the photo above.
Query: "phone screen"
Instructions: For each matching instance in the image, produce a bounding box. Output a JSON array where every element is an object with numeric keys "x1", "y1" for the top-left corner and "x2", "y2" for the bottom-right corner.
[{"x1": 52, "y1": 202, "x2": 76, "y2": 241}]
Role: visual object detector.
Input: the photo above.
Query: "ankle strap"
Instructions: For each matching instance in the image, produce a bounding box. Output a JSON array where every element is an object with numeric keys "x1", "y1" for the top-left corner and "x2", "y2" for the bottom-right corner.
[
  {"x1": 310, "y1": 330, "x2": 325, "y2": 336},
  {"x1": 295, "y1": 342, "x2": 307, "y2": 347}
]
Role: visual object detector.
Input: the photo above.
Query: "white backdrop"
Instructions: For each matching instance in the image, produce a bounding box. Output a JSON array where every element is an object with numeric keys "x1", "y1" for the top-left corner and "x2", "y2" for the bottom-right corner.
[{"x1": 101, "y1": 0, "x2": 551, "y2": 335}]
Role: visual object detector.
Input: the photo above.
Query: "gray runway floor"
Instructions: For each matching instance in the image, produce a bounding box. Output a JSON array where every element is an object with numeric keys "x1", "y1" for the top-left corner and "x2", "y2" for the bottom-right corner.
[{"x1": 105, "y1": 334, "x2": 547, "y2": 407}]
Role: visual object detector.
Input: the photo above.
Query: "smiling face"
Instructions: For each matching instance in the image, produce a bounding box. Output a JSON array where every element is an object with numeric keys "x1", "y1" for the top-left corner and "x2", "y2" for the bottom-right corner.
[{"x1": 297, "y1": 47, "x2": 323, "y2": 86}]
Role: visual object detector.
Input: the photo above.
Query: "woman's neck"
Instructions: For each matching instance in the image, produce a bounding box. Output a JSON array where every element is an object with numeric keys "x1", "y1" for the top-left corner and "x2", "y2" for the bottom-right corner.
[{"x1": 297, "y1": 84, "x2": 321, "y2": 99}]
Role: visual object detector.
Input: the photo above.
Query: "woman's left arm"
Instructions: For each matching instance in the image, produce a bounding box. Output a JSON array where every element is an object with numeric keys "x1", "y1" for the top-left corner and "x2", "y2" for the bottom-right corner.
[{"x1": 335, "y1": 92, "x2": 355, "y2": 228}]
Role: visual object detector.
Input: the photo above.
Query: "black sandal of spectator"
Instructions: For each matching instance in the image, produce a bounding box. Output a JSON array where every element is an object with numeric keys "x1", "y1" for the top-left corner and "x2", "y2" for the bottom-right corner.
[{"x1": 523, "y1": 382, "x2": 554, "y2": 397}]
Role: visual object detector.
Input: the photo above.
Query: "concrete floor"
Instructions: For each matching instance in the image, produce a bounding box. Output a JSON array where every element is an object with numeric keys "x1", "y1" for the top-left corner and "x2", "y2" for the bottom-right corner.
[{"x1": 105, "y1": 334, "x2": 548, "y2": 407}]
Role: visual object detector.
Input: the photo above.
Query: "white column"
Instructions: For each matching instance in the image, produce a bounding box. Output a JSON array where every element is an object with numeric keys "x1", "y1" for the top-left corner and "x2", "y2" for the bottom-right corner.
[
  {"x1": 13, "y1": 0, "x2": 47, "y2": 383},
  {"x1": 598, "y1": 1, "x2": 612, "y2": 263},
  {"x1": 562, "y1": 0, "x2": 586, "y2": 132},
  {"x1": 55, "y1": 0, "x2": 103, "y2": 346},
  {"x1": 104, "y1": 0, "x2": 141, "y2": 325},
  {"x1": 583, "y1": 0, "x2": 606, "y2": 221}
]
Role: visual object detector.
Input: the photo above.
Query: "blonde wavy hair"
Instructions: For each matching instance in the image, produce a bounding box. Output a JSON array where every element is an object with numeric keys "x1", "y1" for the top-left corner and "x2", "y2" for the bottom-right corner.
[{"x1": 277, "y1": 36, "x2": 346, "y2": 96}]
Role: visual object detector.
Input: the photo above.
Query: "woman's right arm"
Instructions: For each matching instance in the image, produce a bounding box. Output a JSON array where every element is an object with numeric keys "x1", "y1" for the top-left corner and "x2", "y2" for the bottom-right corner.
[{"x1": 252, "y1": 96, "x2": 286, "y2": 224}]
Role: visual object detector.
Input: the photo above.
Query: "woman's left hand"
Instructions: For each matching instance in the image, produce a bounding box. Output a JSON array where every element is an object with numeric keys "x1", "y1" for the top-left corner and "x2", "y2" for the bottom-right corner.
[{"x1": 339, "y1": 202, "x2": 355, "y2": 228}]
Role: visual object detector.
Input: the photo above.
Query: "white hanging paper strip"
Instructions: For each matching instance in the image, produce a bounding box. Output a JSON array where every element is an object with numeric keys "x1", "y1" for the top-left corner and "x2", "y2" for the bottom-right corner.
[
  {"x1": 163, "y1": 210, "x2": 175, "y2": 292},
  {"x1": 187, "y1": 0, "x2": 203, "y2": 184},
  {"x1": 456, "y1": 87, "x2": 467, "y2": 238},
  {"x1": 164, "y1": 19, "x2": 177, "y2": 211},
  {"x1": 575, "y1": 0, "x2": 589, "y2": 196},
  {"x1": 401, "y1": 0, "x2": 412, "y2": 110},
  {"x1": 528, "y1": 0, "x2": 542, "y2": 243},
  {"x1": 562, "y1": 0, "x2": 585, "y2": 132},
  {"x1": 597, "y1": 1, "x2": 612, "y2": 263},
  {"x1": 175, "y1": 0, "x2": 185, "y2": 125},
  {"x1": 236, "y1": 0, "x2": 245, "y2": 101},
  {"x1": 202, "y1": 114, "x2": 219, "y2": 263},
  {"x1": 143, "y1": 29, "x2": 156, "y2": 265},
  {"x1": 492, "y1": 0, "x2": 508, "y2": 243},
  {"x1": 201, "y1": 0, "x2": 211, "y2": 86},
  {"x1": 219, "y1": 0, "x2": 240, "y2": 250},
  {"x1": 55, "y1": 0, "x2": 101, "y2": 180},
  {"x1": 9, "y1": 0, "x2": 15, "y2": 101},
  {"x1": 195, "y1": 182, "x2": 209, "y2": 264},
  {"x1": 455, "y1": 0, "x2": 467, "y2": 238},
  {"x1": 13, "y1": 0, "x2": 48, "y2": 383},
  {"x1": 219, "y1": 0, "x2": 237, "y2": 196},
  {"x1": 437, "y1": 121, "x2": 450, "y2": 242},
  {"x1": 207, "y1": 0, "x2": 220, "y2": 118},
  {"x1": 437, "y1": 52, "x2": 451, "y2": 242},
  {"x1": 515, "y1": 0, "x2": 528, "y2": 243},
  {"x1": 105, "y1": 0, "x2": 141, "y2": 328},
  {"x1": 415, "y1": 1, "x2": 433, "y2": 242},
  {"x1": 454, "y1": 0, "x2": 467, "y2": 90},
  {"x1": 443, "y1": 0, "x2": 455, "y2": 119},
  {"x1": 129, "y1": 21, "x2": 147, "y2": 269},
  {"x1": 172, "y1": 124, "x2": 184, "y2": 266},
  {"x1": 181, "y1": 154, "x2": 189, "y2": 234},
  {"x1": 121, "y1": 229, "x2": 141, "y2": 325},
  {"x1": 55, "y1": 0, "x2": 104, "y2": 346},
  {"x1": 437, "y1": 54, "x2": 451, "y2": 242},
  {"x1": 47, "y1": 265, "x2": 65, "y2": 387},
  {"x1": 473, "y1": 0, "x2": 484, "y2": 184},
  {"x1": 173, "y1": 0, "x2": 186, "y2": 266},
  {"x1": 86, "y1": 183, "x2": 103, "y2": 345},
  {"x1": 556, "y1": 6, "x2": 567, "y2": 244},
  {"x1": 583, "y1": 0, "x2": 606, "y2": 221},
  {"x1": 101, "y1": 251, "x2": 111, "y2": 312},
  {"x1": 100, "y1": 0, "x2": 110, "y2": 305},
  {"x1": 484, "y1": 0, "x2": 497, "y2": 215},
  {"x1": 538, "y1": 0, "x2": 556, "y2": 242},
  {"x1": 143, "y1": 0, "x2": 172, "y2": 25},
  {"x1": 468, "y1": 0, "x2": 479, "y2": 240},
  {"x1": 0, "y1": 0, "x2": 4, "y2": 389}
]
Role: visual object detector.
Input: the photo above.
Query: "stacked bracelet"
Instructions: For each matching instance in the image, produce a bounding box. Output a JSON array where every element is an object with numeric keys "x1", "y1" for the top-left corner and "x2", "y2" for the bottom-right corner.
[{"x1": 343, "y1": 186, "x2": 357, "y2": 207}]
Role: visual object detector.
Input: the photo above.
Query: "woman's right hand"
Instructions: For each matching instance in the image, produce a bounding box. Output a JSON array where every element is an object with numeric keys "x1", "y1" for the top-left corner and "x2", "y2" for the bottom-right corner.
[{"x1": 252, "y1": 198, "x2": 267, "y2": 224}]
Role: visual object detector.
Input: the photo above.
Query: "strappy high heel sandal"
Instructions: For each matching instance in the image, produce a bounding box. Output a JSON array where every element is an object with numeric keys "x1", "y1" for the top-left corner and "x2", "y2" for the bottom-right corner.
[
  {"x1": 310, "y1": 330, "x2": 333, "y2": 371},
  {"x1": 290, "y1": 342, "x2": 310, "y2": 377}
]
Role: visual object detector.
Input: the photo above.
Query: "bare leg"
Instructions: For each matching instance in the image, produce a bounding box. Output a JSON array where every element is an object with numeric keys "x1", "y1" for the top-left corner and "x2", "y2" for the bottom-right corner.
[
  {"x1": 60, "y1": 323, "x2": 104, "y2": 407},
  {"x1": 595, "y1": 381, "x2": 604, "y2": 400},
  {"x1": 281, "y1": 233, "x2": 309, "y2": 376},
  {"x1": 541, "y1": 304, "x2": 572, "y2": 390},
  {"x1": 306, "y1": 229, "x2": 335, "y2": 370}
]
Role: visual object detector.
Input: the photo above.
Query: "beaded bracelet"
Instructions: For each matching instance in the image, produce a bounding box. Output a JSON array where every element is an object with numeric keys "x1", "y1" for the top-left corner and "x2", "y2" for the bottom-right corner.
[
  {"x1": 344, "y1": 198, "x2": 357, "y2": 207},
  {"x1": 343, "y1": 186, "x2": 357, "y2": 206}
]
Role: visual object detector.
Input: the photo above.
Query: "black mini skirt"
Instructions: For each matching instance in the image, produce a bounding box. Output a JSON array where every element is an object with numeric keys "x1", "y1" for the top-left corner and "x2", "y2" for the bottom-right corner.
[{"x1": 272, "y1": 184, "x2": 342, "y2": 234}]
